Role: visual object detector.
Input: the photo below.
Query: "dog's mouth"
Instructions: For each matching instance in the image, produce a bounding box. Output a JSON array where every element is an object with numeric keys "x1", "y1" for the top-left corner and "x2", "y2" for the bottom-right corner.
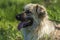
[
  {"x1": 16, "y1": 14, "x2": 33, "y2": 30},
  {"x1": 18, "y1": 18, "x2": 33, "y2": 30}
]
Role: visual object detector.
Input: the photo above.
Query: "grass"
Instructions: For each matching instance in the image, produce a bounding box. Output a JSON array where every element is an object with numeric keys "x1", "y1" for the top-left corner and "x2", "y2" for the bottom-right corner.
[{"x1": 0, "y1": 0, "x2": 60, "y2": 40}]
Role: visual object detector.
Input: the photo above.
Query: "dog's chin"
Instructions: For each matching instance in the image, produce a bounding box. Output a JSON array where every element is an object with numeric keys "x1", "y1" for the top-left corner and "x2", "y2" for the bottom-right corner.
[{"x1": 18, "y1": 19, "x2": 33, "y2": 30}]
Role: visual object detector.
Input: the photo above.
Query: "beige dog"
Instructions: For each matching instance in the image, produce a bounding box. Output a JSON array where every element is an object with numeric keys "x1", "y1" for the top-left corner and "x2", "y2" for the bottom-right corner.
[{"x1": 16, "y1": 3, "x2": 55, "y2": 40}]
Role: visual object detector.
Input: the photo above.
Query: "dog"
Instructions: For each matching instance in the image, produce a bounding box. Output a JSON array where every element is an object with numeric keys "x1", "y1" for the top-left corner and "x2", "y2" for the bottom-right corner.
[{"x1": 16, "y1": 3, "x2": 55, "y2": 40}]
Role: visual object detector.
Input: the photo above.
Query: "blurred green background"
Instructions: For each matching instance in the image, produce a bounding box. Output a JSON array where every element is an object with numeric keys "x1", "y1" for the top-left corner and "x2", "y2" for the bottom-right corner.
[{"x1": 0, "y1": 0, "x2": 60, "y2": 40}]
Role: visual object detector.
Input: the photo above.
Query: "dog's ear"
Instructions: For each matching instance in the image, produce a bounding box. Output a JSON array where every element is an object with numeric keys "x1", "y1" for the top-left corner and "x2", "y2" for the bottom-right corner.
[
  {"x1": 35, "y1": 5, "x2": 39, "y2": 13},
  {"x1": 35, "y1": 4, "x2": 47, "y2": 17}
]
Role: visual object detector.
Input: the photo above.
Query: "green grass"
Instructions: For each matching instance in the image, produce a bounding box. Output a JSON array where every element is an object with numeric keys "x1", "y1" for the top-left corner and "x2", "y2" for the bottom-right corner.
[{"x1": 0, "y1": 0, "x2": 60, "y2": 40}]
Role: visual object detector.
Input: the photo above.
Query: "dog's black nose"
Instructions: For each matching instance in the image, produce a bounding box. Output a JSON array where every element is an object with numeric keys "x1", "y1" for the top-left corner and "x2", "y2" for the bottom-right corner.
[
  {"x1": 16, "y1": 14, "x2": 21, "y2": 20},
  {"x1": 16, "y1": 14, "x2": 26, "y2": 21},
  {"x1": 16, "y1": 14, "x2": 22, "y2": 21}
]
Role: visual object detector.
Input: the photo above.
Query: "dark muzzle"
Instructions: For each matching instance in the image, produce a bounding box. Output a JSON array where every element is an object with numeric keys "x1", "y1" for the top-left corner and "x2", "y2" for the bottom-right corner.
[{"x1": 16, "y1": 13, "x2": 33, "y2": 30}]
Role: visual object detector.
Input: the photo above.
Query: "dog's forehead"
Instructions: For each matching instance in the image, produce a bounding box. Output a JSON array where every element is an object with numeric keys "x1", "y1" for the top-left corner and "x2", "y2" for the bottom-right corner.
[
  {"x1": 24, "y1": 4, "x2": 36, "y2": 10},
  {"x1": 24, "y1": 4, "x2": 33, "y2": 10}
]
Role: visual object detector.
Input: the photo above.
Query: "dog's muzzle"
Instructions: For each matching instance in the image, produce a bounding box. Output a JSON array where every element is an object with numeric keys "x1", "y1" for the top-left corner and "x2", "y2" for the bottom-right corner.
[{"x1": 16, "y1": 13, "x2": 33, "y2": 30}]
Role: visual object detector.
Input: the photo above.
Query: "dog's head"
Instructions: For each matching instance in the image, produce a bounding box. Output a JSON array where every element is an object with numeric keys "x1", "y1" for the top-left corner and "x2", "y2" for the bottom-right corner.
[{"x1": 16, "y1": 4, "x2": 47, "y2": 30}]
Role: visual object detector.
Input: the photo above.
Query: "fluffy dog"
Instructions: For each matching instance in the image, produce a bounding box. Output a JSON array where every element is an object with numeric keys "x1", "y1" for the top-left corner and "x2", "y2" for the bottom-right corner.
[{"x1": 16, "y1": 4, "x2": 55, "y2": 40}]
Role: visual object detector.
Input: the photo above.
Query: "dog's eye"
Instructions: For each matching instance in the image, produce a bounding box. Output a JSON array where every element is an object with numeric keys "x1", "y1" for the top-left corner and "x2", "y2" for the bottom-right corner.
[{"x1": 25, "y1": 10, "x2": 31, "y2": 14}]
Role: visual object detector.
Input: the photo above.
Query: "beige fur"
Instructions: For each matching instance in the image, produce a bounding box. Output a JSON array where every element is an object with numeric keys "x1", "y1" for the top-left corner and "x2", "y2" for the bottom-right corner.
[{"x1": 21, "y1": 3, "x2": 55, "y2": 40}]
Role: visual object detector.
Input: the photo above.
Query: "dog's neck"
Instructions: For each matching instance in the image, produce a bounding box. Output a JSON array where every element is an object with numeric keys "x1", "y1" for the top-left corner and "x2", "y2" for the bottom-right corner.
[{"x1": 21, "y1": 16, "x2": 55, "y2": 40}]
